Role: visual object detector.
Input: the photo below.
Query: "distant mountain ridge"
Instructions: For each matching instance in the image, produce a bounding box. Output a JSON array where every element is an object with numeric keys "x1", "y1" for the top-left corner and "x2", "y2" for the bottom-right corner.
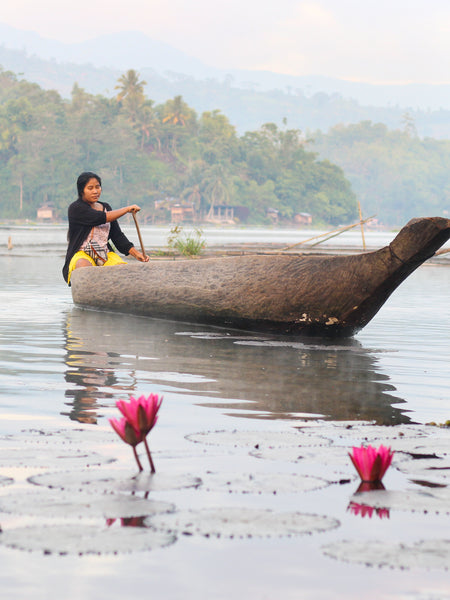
[
  {"x1": 1, "y1": 22, "x2": 450, "y2": 138},
  {"x1": 2, "y1": 22, "x2": 450, "y2": 110}
]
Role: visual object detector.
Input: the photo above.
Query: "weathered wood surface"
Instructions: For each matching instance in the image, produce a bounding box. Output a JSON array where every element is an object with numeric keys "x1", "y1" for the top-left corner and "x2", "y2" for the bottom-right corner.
[{"x1": 70, "y1": 217, "x2": 450, "y2": 336}]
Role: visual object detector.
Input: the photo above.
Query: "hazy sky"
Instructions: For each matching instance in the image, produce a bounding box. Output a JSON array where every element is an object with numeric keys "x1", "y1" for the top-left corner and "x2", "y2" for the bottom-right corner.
[{"x1": 2, "y1": 0, "x2": 450, "y2": 84}]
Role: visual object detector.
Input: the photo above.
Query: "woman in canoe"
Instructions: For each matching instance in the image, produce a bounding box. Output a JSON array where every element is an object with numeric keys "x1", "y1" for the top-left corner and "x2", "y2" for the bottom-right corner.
[{"x1": 62, "y1": 171, "x2": 149, "y2": 284}]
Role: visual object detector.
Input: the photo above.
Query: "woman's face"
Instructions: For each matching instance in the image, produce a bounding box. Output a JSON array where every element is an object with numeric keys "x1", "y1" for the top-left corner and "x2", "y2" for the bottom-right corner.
[{"x1": 82, "y1": 178, "x2": 102, "y2": 204}]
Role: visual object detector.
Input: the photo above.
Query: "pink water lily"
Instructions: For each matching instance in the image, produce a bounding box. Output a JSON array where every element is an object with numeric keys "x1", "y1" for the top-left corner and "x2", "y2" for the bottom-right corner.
[
  {"x1": 349, "y1": 444, "x2": 394, "y2": 482},
  {"x1": 112, "y1": 394, "x2": 163, "y2": 472},
  {"x1": 109, "y1": 416, "x2": 144, "y2": 471},
  {"x1": 117, "y1": 394, "x2": 162, "y2": 437}
]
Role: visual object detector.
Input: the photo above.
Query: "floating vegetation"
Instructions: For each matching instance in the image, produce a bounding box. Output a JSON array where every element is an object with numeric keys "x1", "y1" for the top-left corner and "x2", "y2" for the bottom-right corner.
[
  {"x1": 16, "y1": 427, "x2": 117, "y2": 446},
  {"x1": 322, "y1": 539, "x2": 450, "y2": 570},
  {"x1": 0, "y1": 490, "x2": 175, "y2": 519},
  {"x1": 303, "y1": 423, "x2": 432, "y2": 443},
  {"x1": 199, "y1": 471, "x2": 330, "y2": 494},
  {"x1": 0, "y1": 448, "x2": 115, "y2": 469},
  {"x1": 148, "y1": 507, "x2": 340, "y2": 538},
  {"x1": 28, "y1": 469, "x2": 202, "y2": 494},
  {"x1": 186, "y1": 429, "x2": 332, "y2": 449},
  {"x1": 0, "y1": 523, "x2": 176, "y2": 555},
  {"x1": 250, "y1": 445, "x2": 355, "y2": 479},
  {"x1": 349, "y1": 487, "x2": 450, "y2": 514}
]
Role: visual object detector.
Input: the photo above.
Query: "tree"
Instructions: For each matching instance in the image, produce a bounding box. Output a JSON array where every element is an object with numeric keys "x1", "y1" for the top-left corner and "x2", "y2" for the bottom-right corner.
[{"x1": 201, "y1": 163, "x2": 234, "y2": 219}]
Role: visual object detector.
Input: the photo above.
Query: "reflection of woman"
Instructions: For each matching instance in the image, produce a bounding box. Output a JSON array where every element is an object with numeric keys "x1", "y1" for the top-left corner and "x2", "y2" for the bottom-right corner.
[{"x1": 62, "y1": 171, "x2": 149, "y2": 284}]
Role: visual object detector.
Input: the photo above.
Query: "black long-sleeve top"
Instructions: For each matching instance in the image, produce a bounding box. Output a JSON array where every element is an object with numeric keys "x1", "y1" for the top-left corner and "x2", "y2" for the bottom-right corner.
[{"x1": 62, "y1": 198, "x2": 134, "y2": 283}]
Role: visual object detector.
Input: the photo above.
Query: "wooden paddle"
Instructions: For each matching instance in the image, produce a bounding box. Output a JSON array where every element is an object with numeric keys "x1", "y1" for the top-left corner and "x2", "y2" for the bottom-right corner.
[{"x1": 132, "y1": 211, "x2": 147, "y2": 258}]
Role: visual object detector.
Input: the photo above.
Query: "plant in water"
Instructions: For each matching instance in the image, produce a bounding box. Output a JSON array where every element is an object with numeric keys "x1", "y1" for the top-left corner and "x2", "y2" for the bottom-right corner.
[
  {"x1": 168, "y1": 225, "x2": 206, "y2": 257},
  {"x1": 109, "y1": 416, "x2": 144, "y2": 471},
  {"x1": 348, "y1": 444, "x2": 394, "y2": 482},
  {"x1": 110, "y1": 394, "x2": 162, "y2": 472}
]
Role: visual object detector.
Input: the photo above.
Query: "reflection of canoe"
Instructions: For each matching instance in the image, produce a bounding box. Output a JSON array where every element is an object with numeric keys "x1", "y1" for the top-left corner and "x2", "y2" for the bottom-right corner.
[
  {"x1": 65, "y1": 309, "x2": 410, "y2": 424},
  {"x1": 71, "y1": 217, "x2": 450, "y2": 337}
]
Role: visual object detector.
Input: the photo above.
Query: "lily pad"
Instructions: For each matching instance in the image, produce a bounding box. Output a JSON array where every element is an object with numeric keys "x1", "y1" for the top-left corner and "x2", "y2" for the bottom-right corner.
[
  {"x1": 250, "y1": 444, "x2": 355, "y2": 472},
  {"x1": 0, "y1": 523, "x2": 176, "y2": 555},
  {"x1": 186, "y1": 430, "x2": 331, "y2": 449},
  {"x1": 350, "y1": 488, "x2": 450, "y2": 514},
  {"x1": 0, "y1": 489, "x2": 175, "y2": 519},
  {"x1": 342, "y1": 424, "x2": 432, "y2": 442},
  {"x1": 396, "y1": 456, "x2": 450, "y2": 485},
  {"x1": 28, "y1": 469, "x2": 202, "y2": 493},
  {"x1": 296, "y1": 423, "x2": 432, "y2": 444},
  {"x1": 322, "y1": 539, "x2": 450, "y2": 570},
  {"x1": 18, "y1": 427, "x2": 117, "y2": 446},
  {"x1": 200, "y1": 471, "x2": 330, "y2": 494},
  {"x1": 0, "y1": 448, "x2": 115, "y2": 469},
  {"x1": 148, "y1": 507, "x2": 340, "y2": 538}
]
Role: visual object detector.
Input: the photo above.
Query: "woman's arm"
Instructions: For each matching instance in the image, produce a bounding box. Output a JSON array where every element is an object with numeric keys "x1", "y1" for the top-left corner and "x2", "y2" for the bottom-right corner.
[{"x1": 106, "y1": 204, "x2": 141, "y2": 222}]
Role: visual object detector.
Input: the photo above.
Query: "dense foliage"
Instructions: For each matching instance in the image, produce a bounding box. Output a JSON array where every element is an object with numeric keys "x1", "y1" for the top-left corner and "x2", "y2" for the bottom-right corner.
[
  {"x1": 0, "y1": 67, "x2": 357, "y2": 226},
  {"x1": 312, "y1": 121, "x2": 450, "y2": 225}
]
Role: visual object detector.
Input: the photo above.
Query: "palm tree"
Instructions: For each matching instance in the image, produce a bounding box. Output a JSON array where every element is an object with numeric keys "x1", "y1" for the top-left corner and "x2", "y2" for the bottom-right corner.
[
  {"x1": 115, "y1": 69, "x2": 146, "y2": 102},
  {"x1": 202, "y1": 163, "x2": 233, "y2": 220},
  {"x1": 115, "y1": 70, "x2": 147, "y2": 122},
  {"x1": 161, "y1": 95, "x2": 191, "y2": 126}
]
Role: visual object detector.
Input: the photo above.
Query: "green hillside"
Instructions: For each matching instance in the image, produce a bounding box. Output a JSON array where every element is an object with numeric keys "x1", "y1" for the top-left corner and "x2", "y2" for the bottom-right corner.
[{"x1": 0, "y1": 67, "x2": 357, "y2": 226}]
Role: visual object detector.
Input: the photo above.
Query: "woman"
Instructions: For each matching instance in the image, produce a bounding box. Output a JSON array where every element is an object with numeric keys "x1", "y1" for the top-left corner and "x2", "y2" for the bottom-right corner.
[{"x1": 62, "y1": 171, "x2": 149, "y2": 284}]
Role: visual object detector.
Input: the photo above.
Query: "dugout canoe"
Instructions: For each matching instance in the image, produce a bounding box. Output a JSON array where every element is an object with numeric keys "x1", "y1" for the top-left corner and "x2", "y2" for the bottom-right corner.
[{"x1": 70, "y1": 216, "x2": 450, "y2": 337}]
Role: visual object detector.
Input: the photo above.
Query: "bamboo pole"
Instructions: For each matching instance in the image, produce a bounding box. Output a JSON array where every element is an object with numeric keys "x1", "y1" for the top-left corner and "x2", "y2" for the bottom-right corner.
[
  {"x1": 358, "y1": 201, "x2": 366, "y2": 250},
  {"x1": 282, "y1": 216, "x2": 375, "y2": 251}
]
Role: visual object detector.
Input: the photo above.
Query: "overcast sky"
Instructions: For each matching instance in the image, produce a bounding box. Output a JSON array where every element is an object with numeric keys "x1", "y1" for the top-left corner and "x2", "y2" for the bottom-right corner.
[{"x1": 2, "y1": 0, "x2": 450, "y2": 84}]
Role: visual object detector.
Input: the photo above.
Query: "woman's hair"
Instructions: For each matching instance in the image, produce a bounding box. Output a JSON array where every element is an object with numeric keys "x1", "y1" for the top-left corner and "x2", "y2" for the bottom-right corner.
[{"x1": 77, "y1": 172, "x2": 102, "y2": 199}]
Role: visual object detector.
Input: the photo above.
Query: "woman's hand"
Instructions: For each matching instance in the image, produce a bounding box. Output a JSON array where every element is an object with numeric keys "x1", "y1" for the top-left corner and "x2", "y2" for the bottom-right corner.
[
  {"x1": 127, "y1": 205, "x2": 141, "y2": 214},
  {"x1": 129, "y1": 247, "x2": 150, "y2": 262}
]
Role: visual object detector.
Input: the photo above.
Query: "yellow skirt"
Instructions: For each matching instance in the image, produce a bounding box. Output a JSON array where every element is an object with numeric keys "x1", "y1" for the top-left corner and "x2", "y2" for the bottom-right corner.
[{"x1": 68, "y1": 251, "x2": 127, "y2": 284}]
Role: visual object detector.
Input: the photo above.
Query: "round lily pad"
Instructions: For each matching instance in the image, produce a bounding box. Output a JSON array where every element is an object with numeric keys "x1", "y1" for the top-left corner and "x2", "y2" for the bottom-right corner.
[
  {"x1": 0, "y1": 448, "x2": 115, "y2": 469},
  {"x1": 18, "y1": 427, "x2": 116, "y2": 446},
  {"x1": 322, "y1": 539, "x2": 450, "y2": 570},
  {"x1": 296, "y1": 423, "x2": 432, "y2": 444},
  {"x1": 0, "y1": 523, "x2": 176, "y2": 555},
  {"x1": 396, "y1": 457, "x2": 450, "y2": 485},
  {"x1": 384, "y1": 436, "x2": 450, "y2": 454},
  {"x1": 250, "y1": 444, "x2": 354, "y2": 472},
  {"x1": 200, "y1": 471, "x2": 330, "y2": 494},
  {"x1": 344, "y1": 424, "x2": 432, "y2": 442},
  {"x1": 148, "y1": 507, "x2": 340, "y2": 538},
  {"x1": 350, "y1": 488, "x2": 450, "y2": 514},
  {"x1": 186, "y1": 430, "x2": 331, "y2": 449},
  {"x1": 0, "y1": 489, "x2": 175, "y2": 519},
  {"x1": 28, "y1": 469, "x2": 202, "y2": 494}
]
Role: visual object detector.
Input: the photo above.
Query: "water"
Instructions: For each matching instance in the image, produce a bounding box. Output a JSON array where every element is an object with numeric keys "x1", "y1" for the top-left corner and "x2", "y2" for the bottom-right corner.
[
  {"x1": 4, "y1": 221, "x2": 450, "y2": 250},
  {"x1": 0, "y1": 227, "x2": 448, "y2": 430},
  {"x1": 0, "y1": 228, "x2": 449, "y2": 599}
]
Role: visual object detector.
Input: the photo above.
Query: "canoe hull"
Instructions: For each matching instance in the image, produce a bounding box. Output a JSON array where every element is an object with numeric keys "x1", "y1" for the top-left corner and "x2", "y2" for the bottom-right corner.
[{"x1": 70, "y1": 217, "x2": 450, "y2": 336}]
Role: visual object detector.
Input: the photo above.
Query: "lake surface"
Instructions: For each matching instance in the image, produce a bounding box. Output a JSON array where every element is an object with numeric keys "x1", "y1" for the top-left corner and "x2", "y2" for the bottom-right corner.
[
  {"x1": 0, "y1": 226, "x2": 449, "y2": 599},
  {"x1": 1, "y1": 225, "x2": 448, "y2": 430}
]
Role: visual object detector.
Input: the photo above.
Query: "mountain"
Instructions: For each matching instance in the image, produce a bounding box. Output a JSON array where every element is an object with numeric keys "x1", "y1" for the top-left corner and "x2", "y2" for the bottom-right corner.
[
  {"x1": 1, "y1": 22, "x2": 450, "y2": 137},
  {"x1": 0, "y1": 24, "x2": 216, "y2": 77}
]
